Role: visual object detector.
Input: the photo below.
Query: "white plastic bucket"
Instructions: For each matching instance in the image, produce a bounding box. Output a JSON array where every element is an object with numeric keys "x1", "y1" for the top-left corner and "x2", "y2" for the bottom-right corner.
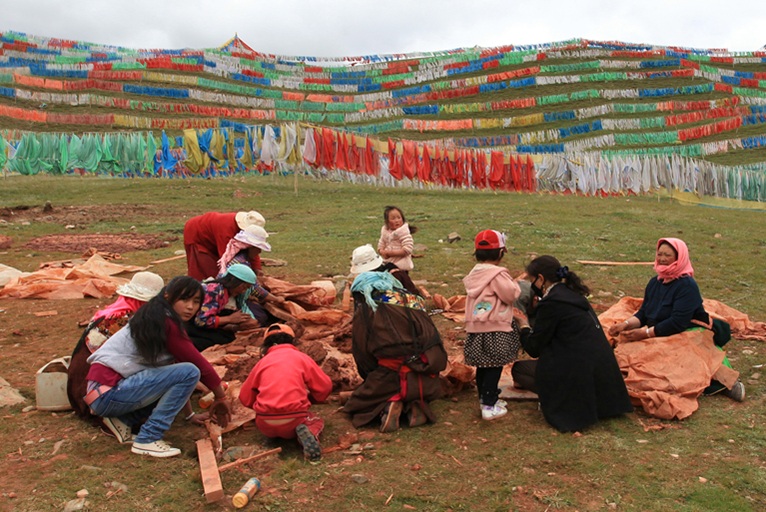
[{"x1": 35, "y1": 356, "x2": 72, "y2": 411}]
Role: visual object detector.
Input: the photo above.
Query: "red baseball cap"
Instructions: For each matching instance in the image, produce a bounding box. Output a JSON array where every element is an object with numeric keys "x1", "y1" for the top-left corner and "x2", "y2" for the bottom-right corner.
[
  {"x1": 263, "y1": 323, "x2": 295, "y2": 342},
  {"x1": 474, "y1": 229, "x2": 506, "y2": 250}
]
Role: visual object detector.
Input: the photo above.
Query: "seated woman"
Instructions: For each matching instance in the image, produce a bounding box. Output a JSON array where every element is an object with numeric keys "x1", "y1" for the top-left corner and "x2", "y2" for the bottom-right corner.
[
  {"x1": 185, "y1": 264, "x2": 265, "y2": 351},
  {"x1": 86, "y1": 276, "x2": 231, "y2": 458},
  {"x1": 343, "y1": 246, "x2": 447, "y2": 433},
  {"x1": 239, "y1": 324, "x2": 332, "y2": 461},
  {"x1": 217, "y1": 224, "x2": 282, "y2": 325},
  {"x1": 512, "y1": 255, "x2": 633, "y2": 433},
  {"x1": 608, "y1": 237, "x2": 745, "y2": 401},
  {"x1": 67, "y1": 271, "x2": 165, "y2": 431}
]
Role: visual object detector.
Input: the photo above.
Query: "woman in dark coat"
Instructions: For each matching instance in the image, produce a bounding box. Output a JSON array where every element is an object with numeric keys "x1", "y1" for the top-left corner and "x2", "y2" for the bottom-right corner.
[
  {"x1": 342, "y1": 253, "x2": 447, "y2": 433},
  {"x1": 512, "y1": 255, "x2": 632, "y2": 432}
]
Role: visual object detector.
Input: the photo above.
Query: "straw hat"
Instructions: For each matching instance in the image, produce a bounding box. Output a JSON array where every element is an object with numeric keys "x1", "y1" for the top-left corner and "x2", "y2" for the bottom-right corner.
[{"x1": 116, "y1": 272, "x2": 165, "y2": 302}]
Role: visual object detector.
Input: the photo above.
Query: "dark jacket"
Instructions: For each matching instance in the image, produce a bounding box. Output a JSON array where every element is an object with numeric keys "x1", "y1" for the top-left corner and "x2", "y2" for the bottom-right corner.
[
  {"x1": 634, "y1": 276, "x2": 709, "y2": 338},
  {"x1": 343, "y1": 291, "x2": 447, "y2": 428},
  {"x1": 523, "y1": 284, "x2": 633, "y2": 432}
]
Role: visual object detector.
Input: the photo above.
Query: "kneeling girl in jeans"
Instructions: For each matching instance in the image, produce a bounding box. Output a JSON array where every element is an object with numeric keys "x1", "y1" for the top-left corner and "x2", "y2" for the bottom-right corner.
[{"x1": 86, "y1": 276, "x2": 231, "y2": 458}]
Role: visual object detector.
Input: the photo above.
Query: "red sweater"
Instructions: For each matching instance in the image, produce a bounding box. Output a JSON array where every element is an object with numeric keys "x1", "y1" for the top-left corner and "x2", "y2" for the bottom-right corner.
[
  {"x1": 183, "y1": 211, "x2": 262, "y2": 271},
  {"x1": 239, "y1": 345, "x2": 332, "y2": 416}
]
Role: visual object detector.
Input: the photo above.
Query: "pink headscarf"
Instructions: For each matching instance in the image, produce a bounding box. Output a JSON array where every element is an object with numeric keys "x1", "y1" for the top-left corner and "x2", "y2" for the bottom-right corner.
[
  {"x1": 92, "y1": 296, "x2": 145, "y2": 322},
  {"x1": 654, "y1": 237, "x2": 694, "y2": 283}
]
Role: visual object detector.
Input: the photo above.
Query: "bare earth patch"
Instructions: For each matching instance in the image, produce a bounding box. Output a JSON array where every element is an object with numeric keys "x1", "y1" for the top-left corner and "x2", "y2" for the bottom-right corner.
[{"x1": 25, "y1": 233, "x2": 173, "y2": 254}]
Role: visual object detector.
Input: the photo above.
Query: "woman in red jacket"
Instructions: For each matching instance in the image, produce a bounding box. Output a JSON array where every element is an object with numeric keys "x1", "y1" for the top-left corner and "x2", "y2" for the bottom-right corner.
[{"x1": 183, "y1": 210, "x2": 264, "y2": 280}]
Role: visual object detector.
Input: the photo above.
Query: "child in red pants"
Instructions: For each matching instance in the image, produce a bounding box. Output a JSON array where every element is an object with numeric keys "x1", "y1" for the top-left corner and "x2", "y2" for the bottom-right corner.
[{"x1": 239, "y1": 324, "x2": 332, "y2": 461}]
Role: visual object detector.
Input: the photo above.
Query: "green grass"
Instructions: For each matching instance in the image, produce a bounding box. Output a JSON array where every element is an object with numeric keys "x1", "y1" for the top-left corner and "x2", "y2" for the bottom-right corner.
[{"x1": 0, "y1": 175, "x2": 765, "y2": 511}]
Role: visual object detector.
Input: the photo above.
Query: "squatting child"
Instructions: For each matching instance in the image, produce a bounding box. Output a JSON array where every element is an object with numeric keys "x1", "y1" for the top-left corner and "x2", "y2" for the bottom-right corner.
[{"x1": 239, "y1": 324, "x2": 332, "y2": 461}]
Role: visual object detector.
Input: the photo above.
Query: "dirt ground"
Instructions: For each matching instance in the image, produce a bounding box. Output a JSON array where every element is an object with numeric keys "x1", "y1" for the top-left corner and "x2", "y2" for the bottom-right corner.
[{"x1": 0, "y1": 205, "x2": 478, "y2": 510}]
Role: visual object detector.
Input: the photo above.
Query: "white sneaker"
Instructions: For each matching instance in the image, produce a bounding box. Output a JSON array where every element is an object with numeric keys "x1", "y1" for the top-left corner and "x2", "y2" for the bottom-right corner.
[
  {"x1": 495, "y1": 399, "x2": 507, "y2": 408},
  {"x1": 481, "y1": 404, "x2": 507, "y2": 421},
  {"x1": 131, "y1": 440, "x2": 181, "y2": 458},
  {"x1": 103, "y1": 417, "x2": 134, "y2": 444}
]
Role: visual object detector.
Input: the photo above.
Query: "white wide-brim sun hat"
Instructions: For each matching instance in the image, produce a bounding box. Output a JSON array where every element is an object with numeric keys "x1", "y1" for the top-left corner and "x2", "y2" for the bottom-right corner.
[
  {"x1": 116, "y1": 271, "x2": 165, "y2": 301},
  {"x1": 350, "y1": 244, "x2": 383, "y2": 275},
  {"x1": 234, "y1": 224, "x2": 271, "y2": 251},
  {"x1": 235, "y1": 210, "x2": 266, "y2": 230}
]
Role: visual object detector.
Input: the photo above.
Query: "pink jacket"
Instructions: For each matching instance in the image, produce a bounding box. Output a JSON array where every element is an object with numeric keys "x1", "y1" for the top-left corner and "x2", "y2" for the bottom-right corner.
[
  {"x1": 239, "y1": 344, "x2": 332, "y2": 416},
  {"x1": 378, "y1": 223, "x2": 414, "y2": 271},
  {"x1": 463, "y1": 263, "x2": 520, "y2": 333}
]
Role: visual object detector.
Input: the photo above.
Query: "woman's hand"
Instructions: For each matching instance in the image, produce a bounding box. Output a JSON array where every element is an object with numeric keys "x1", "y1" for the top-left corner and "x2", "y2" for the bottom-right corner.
[
  {"x1": 210, "y1": 398, "x2": 231, "y2": 428},
  {"x1": 188, "y1": 412, "x2": 210, "y2": 425},
  {"x1": 608, "y1": 319, "x2": 634, "y2": 336},
  {"x1": 238, "y1": 318, "x2": 261, "y2": 331},
  {"x1": 221, "y1": 311, "x2": 250, "y2": 325},
  {"x1": 621, "y1": 328, "x2": 650, "y2": 342},
  {"x1": 608, "y1": 322, "x2": 627, "y2": 336}
]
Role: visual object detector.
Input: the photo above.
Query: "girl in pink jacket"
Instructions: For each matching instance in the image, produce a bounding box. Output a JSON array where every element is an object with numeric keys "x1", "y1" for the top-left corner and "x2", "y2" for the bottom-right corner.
[
  {"x1": 462, "y1": 230, "x2": 521, "y2": 421},
  {"x1": 377, "y1": 205, "x2": 420, "y2": 295}
]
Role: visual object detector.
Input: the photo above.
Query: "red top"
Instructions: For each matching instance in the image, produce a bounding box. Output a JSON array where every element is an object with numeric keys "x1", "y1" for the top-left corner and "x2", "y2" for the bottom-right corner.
[
  {"x1": 87, "y1": 318, "x2": 222, "y2": 391},
  {"x1": 239, "y1": 345, "x2": 332, "y2": 416},
  {"x1": 183, "y1": 212, "x2": 239, "y2": 256},
  {"x1": 183, "y1": 211, "x2": 262, "y2": 272}
]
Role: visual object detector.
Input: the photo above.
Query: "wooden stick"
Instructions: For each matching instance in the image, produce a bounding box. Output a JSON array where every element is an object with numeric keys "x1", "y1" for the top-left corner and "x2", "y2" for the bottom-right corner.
[
  {"x1": 218, "y1": 447, "x2": 282, "y2": 473},
  {"x1": 149, "y1": 254, "x2": 186, "y2": 265},
  {"x1": 576, "y1": 260, "x2": 653, "y2": 266}
]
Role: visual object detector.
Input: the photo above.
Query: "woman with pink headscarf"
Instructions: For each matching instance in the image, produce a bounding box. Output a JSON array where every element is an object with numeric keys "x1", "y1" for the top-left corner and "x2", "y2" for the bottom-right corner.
[{"x1": 609, "y1": 237, "x2": 745, "y2": 401}]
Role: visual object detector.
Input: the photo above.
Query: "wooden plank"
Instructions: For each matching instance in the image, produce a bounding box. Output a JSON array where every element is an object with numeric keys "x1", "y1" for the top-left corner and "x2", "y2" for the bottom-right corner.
[
  {"x1": 577, "y1": 260, "x2": 654, "y2": 266},
  {"x1": 196, "y1": 438, "x2": 224, "y2": 503},
  {"x1": 218, "y1": 447, "x2": 282, "y2": 473},
  {"x1": 149, "y1": 254, "x2": 186, "y2": 265}
]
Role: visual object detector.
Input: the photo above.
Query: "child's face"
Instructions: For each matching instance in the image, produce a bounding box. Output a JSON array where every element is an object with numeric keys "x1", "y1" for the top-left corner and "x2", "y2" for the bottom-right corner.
[
  {"x1": 386, "y1": 209, "x2": 404, "y2": 230},
  {"x1": 172, "y1": 292, "x2": 202, "y2": 321}
]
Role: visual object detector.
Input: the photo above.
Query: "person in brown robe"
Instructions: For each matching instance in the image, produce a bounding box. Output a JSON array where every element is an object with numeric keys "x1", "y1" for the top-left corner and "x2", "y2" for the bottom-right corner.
[{"x1": 342, "y1": 268, "x2": 447, "y2": 432}]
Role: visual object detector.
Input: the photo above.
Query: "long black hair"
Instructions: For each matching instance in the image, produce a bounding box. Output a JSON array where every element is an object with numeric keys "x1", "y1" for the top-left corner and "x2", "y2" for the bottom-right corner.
[
  {"x1": 383, "y1": 205, "x2": 418, "y2": 234},
  {"x1": 129, "y1": 276, "x2": 203, "y2": 365},
  {"x1": 526, "y1": 255, "x2": 590, "y2": 297}
]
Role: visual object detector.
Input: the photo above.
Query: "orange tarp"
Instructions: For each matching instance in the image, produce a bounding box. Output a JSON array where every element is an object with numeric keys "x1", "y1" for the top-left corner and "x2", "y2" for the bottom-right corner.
[
  {"x1": 0, "y1": 255, "x2": 147, "y2": 300},
  {"x1": 599, "y1": 296, "x2": 761, "y2": 420}
]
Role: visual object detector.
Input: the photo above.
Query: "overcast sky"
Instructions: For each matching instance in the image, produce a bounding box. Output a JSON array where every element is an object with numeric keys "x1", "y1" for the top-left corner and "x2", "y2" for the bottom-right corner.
[{"x1": 3, "y1": 0, "x2": 765, "y2": 58}]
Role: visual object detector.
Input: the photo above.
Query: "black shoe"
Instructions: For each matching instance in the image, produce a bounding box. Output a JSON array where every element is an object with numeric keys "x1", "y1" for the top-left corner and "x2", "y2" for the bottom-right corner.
[
  {"x1": 380, "y1": 401, "x2": 403, "y2": 433},
  {"x1": 295, "y1": 424, "x2": 322, "y2": 461},
  {"x1": 723, "y1": 381, "x2": 745, "y2": 402}
]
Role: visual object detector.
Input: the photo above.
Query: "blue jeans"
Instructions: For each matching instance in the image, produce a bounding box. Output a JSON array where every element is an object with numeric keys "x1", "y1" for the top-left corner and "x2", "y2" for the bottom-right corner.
[{"x1": 89, "y1": 363, "x2": 200, "y2": 444}]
